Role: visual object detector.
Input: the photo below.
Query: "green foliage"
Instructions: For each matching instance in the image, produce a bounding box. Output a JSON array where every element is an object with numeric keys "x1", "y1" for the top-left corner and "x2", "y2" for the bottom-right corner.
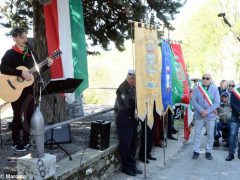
[
  {"x1": 0, "y1": 0, "x2": 185, "y2": 53},
  {"x1": 0, "y1": 0, "x2": 33, "y2": 29},
  {"x1": 180, "y1": 0, "x2": 240, "y2": 81}
]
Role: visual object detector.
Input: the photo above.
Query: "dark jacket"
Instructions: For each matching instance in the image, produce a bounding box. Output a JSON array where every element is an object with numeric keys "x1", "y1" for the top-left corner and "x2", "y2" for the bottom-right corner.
[
  {"x1": 218, "y1": 102, "x2": 232, "y2": 123},
  {"x1": 1, "y1": 48, "x2": 48, "y2": 76},
  {"x1": 115, "y1": 80, "x2": 137, "y2": 127},
  {"x1": 230, "y1": 92, "x2": 240, "y2": 122}
]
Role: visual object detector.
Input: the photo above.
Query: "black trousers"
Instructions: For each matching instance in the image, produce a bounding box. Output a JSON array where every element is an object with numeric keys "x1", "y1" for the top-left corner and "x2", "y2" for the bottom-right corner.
[
  {"x1": 11, "y1": 88, "x2": 35, "y2": 145},
  {"x1": 167, "y1": 110, "x2": 174, "y2": 137},
  {"x1": 116, "y1": 110, "x2": 137, "y2": 171},
  {"x1": 139, "y1": 120, "x2": 153, "y2": 159}
]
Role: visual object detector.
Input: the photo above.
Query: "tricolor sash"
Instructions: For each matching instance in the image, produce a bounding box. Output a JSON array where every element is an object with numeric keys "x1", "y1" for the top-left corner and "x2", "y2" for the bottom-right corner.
[
  {"x1": 198, "y1": 85, "x2": 214, "y2": 106},
  {"x1": 232, "y1": 87, "x2": 240, "y2": 100}
]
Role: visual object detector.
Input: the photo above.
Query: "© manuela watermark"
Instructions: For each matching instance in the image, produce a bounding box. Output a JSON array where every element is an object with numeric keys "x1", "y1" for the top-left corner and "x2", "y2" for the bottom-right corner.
[{"x1": 0, "y1": 174, "x2": 26, "y2": 179}]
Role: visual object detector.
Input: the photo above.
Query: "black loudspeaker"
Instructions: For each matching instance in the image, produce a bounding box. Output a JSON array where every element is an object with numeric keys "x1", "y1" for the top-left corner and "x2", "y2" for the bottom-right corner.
[
  {"x1": 45, "y1": 124, "x2": 71, "y2": 144},
  {"x1": 90, "y1": 121, "x2": 111, "y2": 151}
]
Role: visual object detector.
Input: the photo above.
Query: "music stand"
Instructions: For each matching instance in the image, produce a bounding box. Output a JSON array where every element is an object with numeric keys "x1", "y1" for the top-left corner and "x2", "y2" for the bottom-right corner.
[
  {"x1": 42, "y1": 78, "x2": 83, "y2": 95},
  {"x1": 42, "y1": 78, "x2": 83, "y2": 161}
]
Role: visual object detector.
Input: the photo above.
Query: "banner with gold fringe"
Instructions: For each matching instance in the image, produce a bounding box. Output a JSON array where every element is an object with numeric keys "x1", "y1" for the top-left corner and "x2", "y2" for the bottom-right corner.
[{"x1": 134, "y1": 22, "x2": 163, "y2": 129}]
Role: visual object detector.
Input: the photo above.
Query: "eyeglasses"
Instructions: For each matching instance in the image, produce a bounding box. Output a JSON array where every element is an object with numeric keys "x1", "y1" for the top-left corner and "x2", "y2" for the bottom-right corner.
[
  {"x1": 229, "y1": 85, "x2": 235, "y2": 87},
  {"x1": 202, "y1": 77, "x2": 211, "y2": 80},
  {"x1": 221, "y1": 95, "x2": 227, "y2": 98}
]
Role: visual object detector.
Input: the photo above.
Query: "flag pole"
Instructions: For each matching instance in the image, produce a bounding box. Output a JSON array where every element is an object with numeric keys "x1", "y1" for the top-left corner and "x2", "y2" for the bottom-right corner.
[
  {"x1": 144, "y1": 102, "x2": 148, "y2": 179},
  {"x1": 163, "y1": 110, "x2": 167, "y2": 165},
  {"x1": 177, "y1": 107, "x2": 182, "y2": 140}
]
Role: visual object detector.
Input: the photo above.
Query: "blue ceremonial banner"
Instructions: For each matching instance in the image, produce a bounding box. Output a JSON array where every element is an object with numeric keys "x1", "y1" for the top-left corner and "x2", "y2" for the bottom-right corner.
[{"x1": 161, "y1": 40, "x2": 172, "y2": 111}]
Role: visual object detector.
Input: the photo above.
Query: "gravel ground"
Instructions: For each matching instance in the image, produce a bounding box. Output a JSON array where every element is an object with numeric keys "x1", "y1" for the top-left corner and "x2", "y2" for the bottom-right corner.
[{"x1": 0, "y1": 105, "x2": 114, "y2": 175}]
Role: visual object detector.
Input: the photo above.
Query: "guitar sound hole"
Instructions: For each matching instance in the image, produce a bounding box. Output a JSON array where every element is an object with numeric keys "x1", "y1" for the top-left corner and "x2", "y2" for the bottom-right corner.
[{"x1": 17, "y1": 76, "x2": 24, "y2": 82}]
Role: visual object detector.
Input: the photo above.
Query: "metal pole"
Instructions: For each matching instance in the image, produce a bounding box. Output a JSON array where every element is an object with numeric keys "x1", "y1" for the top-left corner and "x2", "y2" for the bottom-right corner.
[
  {"x1": 144, "y1": 103, "x2": 148, "y2": 179},
  {"x1": 177, "y1": 107, "x2": 182, "y2": 140},
  {"x1": 0, "y1": 107, "x2": 2, "y2": 145},
  {"x1": 163, "y1": 112, "x2": 166, "y2": 165}
]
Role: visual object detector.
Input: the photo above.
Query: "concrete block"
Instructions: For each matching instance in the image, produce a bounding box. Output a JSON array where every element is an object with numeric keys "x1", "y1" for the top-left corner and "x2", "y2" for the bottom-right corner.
[{"x1": 17, "y1": 153, "x2": 56, "y2": 180}]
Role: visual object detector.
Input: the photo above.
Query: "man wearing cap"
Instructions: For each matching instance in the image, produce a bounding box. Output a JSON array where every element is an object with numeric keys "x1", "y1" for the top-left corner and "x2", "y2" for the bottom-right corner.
[
  {"x1": 225, "y1": 84, "x2": 240, "y2": 161},
  {"x1": 214, "y1": 92, "x2": 231, "y2": 147},
  {"x1": 114, "y1": 70, "x2": 142, "y2": 176},
  {"x1": 191, "y1": 73, "x2": 220, "y2": 160}
]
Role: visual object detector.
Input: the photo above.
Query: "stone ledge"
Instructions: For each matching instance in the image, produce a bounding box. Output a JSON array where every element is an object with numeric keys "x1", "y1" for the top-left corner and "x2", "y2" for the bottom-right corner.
[{"x1": 55, "y1": 138, "x2": 120, "y2": 180}]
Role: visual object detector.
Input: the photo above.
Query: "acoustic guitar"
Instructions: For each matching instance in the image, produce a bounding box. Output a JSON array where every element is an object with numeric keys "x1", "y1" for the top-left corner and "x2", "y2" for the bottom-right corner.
[{"x1": 0, "y1": 50, "x2": 62, "y2": 102}]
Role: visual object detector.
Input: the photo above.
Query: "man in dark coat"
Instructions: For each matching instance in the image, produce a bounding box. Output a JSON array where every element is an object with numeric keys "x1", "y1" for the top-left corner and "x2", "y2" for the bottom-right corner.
[
  {"x1": 225, "y1": 85, "x2": 240, "y2": 161},
  {"x1": 115, "y1": 70, "x2": 142, "y2": 176}
]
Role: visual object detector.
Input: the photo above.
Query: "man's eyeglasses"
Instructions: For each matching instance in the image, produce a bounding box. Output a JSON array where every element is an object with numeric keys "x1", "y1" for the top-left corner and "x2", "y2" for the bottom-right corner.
[
  {"x1": 229, "y1": 85, "x2": 235, "y2": 87},
  {"x1": 202, "y1": 77, "x2": 211, "y2": 80},
  {"x1": 221, "y1": 95, "x2": 227, "y2": 98}
]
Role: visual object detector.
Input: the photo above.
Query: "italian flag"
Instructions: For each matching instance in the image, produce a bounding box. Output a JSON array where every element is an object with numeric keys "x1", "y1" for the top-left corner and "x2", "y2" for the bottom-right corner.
[
  {"x1": 44, "y1": 0, "x2": 88, "y2": 101},
  {"x1": 232, "y1": 87, "x2": 240, "y2": 100}
]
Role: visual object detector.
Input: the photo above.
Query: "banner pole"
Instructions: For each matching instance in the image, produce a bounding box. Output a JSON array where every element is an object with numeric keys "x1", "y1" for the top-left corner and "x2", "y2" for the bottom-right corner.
[
  {"x1": 177, "y1": 107, "x2": 182, "y2": 140},
  {"x1": 144, "y1": 102, "x2": 148, "y2": 179},
  {"x1": 163, "y1": 111, "x2": 166, "y2": 165}
]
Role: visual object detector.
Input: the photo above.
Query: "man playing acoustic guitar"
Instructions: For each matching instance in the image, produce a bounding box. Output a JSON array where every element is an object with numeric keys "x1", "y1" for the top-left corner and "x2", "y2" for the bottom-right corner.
[{"x1": 0, "y1": 27, "x2": 53, "y2": 152}]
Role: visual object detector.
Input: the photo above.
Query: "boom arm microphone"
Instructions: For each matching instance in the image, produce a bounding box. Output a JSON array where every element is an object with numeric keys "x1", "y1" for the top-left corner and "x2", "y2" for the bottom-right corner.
[
  {"x1": 218, "y1": 12, "x2": 231, "y2": 27},
  {"x1": 218, "y1": 12, "x2": 240, "y2": 42},
  {"x1": 218, "y1": 13, "x2": 225, "y2": 17},
  {"x1": 223, "y1": 17, "x2": 231, "y2": 27}
]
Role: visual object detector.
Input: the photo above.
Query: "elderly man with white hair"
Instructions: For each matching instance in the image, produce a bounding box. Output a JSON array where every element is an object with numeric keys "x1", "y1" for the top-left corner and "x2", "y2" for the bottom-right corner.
[{"x1": 191, "y1": 73, "x2": 220, "y2": 160}]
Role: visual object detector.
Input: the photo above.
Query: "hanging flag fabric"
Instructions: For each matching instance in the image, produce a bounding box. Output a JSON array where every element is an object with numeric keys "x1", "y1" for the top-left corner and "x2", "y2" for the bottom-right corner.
[
  {"x1": 170, "y1": 44, "x2": 186, "y2": 106},
  {"x1": 170, "y1": 43, "x2": 191, "y2": 140},
  {"x1": 134, "y1": 22, "x2": 163, "y2": 129},
  {"x1": 161, "y1": 41, "x2": 173, "y2": 112},
  {"x1": 171, "y1": 43, "x2": 190, "y2": 105},
  {"x1": 44, "y1": 0, "x2": 88, "y2": 101}
]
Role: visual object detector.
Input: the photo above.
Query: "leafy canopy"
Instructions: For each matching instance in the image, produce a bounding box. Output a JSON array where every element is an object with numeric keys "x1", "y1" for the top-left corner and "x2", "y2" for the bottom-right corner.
[{"x1": 0, "y1": 0, "x2": 185, "y2": 53}]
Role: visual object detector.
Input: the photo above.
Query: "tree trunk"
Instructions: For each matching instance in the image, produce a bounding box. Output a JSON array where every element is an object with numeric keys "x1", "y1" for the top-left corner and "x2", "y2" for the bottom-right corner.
[{"x1": 32, "y1": 0, "x2": 65, "y2": 123}]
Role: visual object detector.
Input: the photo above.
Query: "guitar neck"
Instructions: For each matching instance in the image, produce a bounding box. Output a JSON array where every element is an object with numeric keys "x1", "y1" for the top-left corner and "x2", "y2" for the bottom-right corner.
[
  {"x1": 28, "y1": 59, "x2": 48, "y2": 74},
  {"x1": 27, "y1": 50, "x2": 61, "y2": 74}
]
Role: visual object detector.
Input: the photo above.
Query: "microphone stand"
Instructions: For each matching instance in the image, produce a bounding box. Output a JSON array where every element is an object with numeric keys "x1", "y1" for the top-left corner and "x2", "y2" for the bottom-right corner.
[
  {"x1": 220, "y1": 16, "x2": 240, "y2": 42},
  {"x1": 28, "y1": 47, "x2": 47, "y2": 107}
]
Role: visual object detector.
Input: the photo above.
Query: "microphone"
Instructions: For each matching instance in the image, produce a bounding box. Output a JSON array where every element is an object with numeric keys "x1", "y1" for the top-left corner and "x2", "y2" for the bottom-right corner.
[
  {"x1": 25, "y1": 41, "x2": 33, "y2": 50},
  {"x1": 218, "y1": 13, "x2": 231, "y2": 27},
  {"x1": 218, "y1": 13, "x2": 225, "y2": 17}
]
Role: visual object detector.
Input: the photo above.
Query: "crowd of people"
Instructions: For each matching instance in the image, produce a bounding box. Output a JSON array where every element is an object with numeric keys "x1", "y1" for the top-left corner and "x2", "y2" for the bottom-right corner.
[
  {"x1": 114, "y1": 71, "x2": 240, "y2": 176},
  {"x1": 191, "y1": 75, "x2": 240, "y2": 161},
  {"x1": 1, "y1": 26, "x2": 239, "y2": 178}
]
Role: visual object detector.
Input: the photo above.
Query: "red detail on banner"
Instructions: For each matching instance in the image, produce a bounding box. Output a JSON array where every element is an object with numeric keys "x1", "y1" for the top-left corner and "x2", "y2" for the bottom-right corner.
[
  {"x1": 184, "y1": 108, "x2": 191, "y2": 141},
  {"x1": 171, "y1": 43, "x2": 190, "y2": 104},
  {"x1": 44, "y1": 0, "x2": 64, "y2": 79}
]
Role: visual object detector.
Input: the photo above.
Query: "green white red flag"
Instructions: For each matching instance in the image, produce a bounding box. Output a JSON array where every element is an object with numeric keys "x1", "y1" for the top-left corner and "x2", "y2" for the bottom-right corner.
[{"x1": 44, "y1": 0, "x2": 88, "y2": 102}]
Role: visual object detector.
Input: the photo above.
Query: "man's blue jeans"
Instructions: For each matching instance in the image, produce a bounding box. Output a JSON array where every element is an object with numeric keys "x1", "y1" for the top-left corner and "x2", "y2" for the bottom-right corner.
[{"x1": 228, "y1": 121, "x2": 240, "y2": 155}]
